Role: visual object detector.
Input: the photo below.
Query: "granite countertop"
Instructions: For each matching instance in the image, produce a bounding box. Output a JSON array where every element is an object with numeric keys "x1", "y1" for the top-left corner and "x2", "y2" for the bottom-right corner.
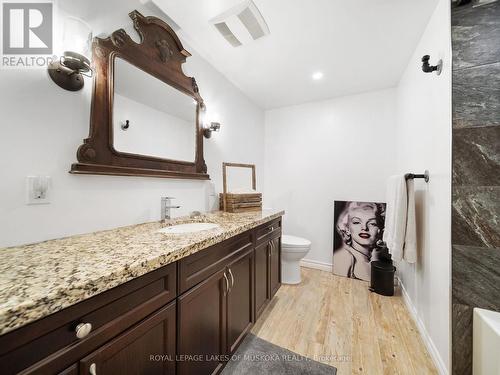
[{"x1": 0, "y1": 209, "x2": 284, "y2": 336}]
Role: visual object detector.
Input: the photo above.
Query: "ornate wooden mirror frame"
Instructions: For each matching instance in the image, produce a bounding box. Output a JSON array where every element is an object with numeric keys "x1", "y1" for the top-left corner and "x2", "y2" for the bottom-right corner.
[{"x1": 70, "y1": 10, "x2": 209, "y2": 179}]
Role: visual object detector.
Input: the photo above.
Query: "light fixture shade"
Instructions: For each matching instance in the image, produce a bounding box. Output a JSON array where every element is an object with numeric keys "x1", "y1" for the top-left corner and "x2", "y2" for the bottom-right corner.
[
  {"x1": 48, "y1": 16, "x2": 92, "y2": 91},
  {"x1": 62, "y1": 16, "x2": 92, "y2": 58}
]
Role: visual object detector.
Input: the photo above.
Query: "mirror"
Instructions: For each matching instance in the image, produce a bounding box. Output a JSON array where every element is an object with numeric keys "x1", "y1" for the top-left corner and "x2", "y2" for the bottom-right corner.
[
  {"x1": 71, "y1": 11, "x2": 209, "y2": 179},
  {"x1": 113, "y1": 58, "x2": 196, "y2": 161}
]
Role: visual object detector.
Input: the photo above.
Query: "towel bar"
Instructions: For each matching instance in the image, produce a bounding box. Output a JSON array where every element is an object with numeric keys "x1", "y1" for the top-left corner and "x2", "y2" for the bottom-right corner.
[{"x1": 405, "y1": 170, "x2": 429, "y2": 183}]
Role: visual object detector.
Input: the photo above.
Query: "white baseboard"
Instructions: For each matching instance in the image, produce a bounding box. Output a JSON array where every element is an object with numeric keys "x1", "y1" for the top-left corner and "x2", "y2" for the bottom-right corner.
[
  {"x1": 399, "y1": 280, "x2": 449, "y2": 375},
  {"x1": 300, "y1": 258, "x2": 332, "y2": 272}
]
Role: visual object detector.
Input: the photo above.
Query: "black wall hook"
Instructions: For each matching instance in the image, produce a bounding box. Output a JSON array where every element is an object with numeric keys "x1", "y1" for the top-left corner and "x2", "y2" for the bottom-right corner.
[
  {"x1": 121, "y1": 120, "x2": 130, "y2": 130},
  {"x1": 422, "y1": 55, "x2": 442, "y2": 75}
]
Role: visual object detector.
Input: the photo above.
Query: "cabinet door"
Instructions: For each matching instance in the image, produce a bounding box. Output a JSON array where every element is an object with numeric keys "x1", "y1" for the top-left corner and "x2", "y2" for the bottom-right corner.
[
  {"x1": 254, "y1": 241, "x2": 270, "y2": 320},
  {"x1": 226, "y1": 249, "x2": 254, "y2": 353},
  {"x1": 270, "y1": 236, "x2": 281, "y2": 298},
  {"x1": 79, "y1": 301, "x2": 176, "y2": 375},
  {"x1": 177, "y1": 268, "x2": 228, "y2": 375}
]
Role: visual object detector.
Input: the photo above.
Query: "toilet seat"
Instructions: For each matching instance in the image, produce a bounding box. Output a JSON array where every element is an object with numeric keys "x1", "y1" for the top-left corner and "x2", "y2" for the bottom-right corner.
[{"x1": 282, "y1": 235, "x2": 311, "y2": 251}]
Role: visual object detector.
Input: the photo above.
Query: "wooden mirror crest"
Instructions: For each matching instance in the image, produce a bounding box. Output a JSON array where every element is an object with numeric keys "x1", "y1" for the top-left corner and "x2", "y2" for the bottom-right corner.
[{"x1": 70, "y1": 10, "x2": 209, "y2": 179}]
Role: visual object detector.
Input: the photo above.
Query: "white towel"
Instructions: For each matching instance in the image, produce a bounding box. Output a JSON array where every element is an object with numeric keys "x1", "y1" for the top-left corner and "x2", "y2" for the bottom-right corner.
[
  {"x1": 383, "y1": 175, "x2": 408, "y2": 262},
  {"x1": 404, "y1": 179, "x2": 417, "y2": 263},
  {"x1": 383, "y1": 175, "x2": 418, "y2": 263}
]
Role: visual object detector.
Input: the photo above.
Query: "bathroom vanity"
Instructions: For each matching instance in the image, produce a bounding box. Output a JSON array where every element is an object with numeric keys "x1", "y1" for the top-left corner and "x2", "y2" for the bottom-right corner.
[{"x1": 0, "y1": 210, "x2": 283, "y2": 375}]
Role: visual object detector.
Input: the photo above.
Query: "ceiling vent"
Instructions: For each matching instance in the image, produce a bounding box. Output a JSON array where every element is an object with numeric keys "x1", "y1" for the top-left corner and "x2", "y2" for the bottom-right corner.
[
  {"x1": 210, "y1": 0, "x2": 270, "y2": 47},
  {"x1": 214, "y1": 22, "x2": 242, "y2": 47}
]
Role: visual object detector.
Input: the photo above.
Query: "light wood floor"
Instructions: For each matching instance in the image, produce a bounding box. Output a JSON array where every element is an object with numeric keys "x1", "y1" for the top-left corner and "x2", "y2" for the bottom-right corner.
[{"x1": 251, "y1": 267, "x2": 438, "y2": 375}]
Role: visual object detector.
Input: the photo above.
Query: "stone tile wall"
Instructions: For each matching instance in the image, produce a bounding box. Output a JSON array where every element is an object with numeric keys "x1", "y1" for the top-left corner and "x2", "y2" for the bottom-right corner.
[{"x1": 451, "y1": 1, "x2": 500, "y2": 374}]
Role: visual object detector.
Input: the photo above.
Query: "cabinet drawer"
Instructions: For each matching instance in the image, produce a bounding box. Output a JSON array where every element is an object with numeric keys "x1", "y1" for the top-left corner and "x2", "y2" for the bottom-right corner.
[
  {"x1": 0, "y1": 263, "x2": 176, "y2": 375},
  {"x1": 255, "y1": 219, "x2": 281, "y2": 245},
  {"x1": 80, "y1": 301, "x2": 176, "y2": 375},
  {"x1": 178, "y1": 231, "x2": 253, "y2": 294}
]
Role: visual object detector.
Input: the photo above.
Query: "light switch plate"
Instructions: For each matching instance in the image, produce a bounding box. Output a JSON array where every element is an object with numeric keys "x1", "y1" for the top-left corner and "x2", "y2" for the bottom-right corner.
[{"x1": 26, "y1": 176, "x2": 51, "y2": 205}]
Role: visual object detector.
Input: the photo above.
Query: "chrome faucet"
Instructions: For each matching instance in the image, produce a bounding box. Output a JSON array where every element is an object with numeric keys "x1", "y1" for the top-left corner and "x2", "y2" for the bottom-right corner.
[{"x1": 161, "y1": 197, "x2": 180, "y2": 221}]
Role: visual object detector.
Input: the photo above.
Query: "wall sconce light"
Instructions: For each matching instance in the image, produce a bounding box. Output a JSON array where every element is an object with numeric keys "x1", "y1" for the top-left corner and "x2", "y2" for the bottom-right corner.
[
  {"x1": 48, "y1": 16, "x2": 92, "y2": 91},
  {"x1": 203, "y1": 122, "x2": 221, "y2": 138},
  {"x1": 200, "y1": 104, "x2": 221, "y2": 138}
]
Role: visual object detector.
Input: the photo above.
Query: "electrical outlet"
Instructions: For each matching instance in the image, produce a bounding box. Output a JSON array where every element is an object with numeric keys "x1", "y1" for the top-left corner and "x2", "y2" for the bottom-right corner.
[{"x1": 26, "y1": 176, "x2": 51, "y2": 205}]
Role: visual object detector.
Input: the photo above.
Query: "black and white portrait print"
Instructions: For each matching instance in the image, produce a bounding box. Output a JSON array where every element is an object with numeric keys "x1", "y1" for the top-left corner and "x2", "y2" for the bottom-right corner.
[{"x1": 333, "y1": 201, "x2": 386, "y2": 281}]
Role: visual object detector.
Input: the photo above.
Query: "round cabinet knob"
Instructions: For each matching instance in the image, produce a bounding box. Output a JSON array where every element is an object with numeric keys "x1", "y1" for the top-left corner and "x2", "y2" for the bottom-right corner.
[{"x1": 75, "y1": 322, "x2": 92, "y2": 339}]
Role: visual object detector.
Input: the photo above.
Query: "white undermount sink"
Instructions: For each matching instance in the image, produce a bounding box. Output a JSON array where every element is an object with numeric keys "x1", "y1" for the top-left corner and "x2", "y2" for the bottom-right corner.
[{"x1": 157, "y1": 222, "x2": 220, "y2": 234}]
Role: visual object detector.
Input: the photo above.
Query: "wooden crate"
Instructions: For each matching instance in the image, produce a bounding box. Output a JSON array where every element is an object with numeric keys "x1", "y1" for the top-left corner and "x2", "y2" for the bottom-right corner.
[{"x1": 219, "y1": 193, "x2": 262, "y2": 213}]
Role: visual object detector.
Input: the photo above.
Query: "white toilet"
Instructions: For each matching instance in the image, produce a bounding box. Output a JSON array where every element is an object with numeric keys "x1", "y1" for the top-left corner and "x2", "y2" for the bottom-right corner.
[{"x1": 281, "y1": 235, "x2": 311, "y2": 284}]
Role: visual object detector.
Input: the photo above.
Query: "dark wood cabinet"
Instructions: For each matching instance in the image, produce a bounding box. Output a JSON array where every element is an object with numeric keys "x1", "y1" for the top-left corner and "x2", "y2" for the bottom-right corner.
[
  {"x1": 254, "y1": 241, "x2": 270, "y2": 320},
  {"x1": 226, "y1": 249, "x2": 254, "y2": 353},
  {"x1": 177, "y1": 268, "x2": 227, "y2": 375},
  {"x1": 80, "y1": 301, "x2": 176, "y2": 375},
  {"x1": 178, "y1": 248, "x2": 255, "y2": 374},
  {"x1": 178, "y1": 233, "x2": 253, "y2": 294},
  {"x1": 1, "y1": 264, "x2": 177, "y2": 375},
  {"x1": 270, "y1": 236, "x2": 281, "y2": 298},
  {"x1": 2, "y1": 218, "x2": 282, "y2": 375},
  {"x1": 254, "y1": 227, "x2": 282, "y2": 320}
]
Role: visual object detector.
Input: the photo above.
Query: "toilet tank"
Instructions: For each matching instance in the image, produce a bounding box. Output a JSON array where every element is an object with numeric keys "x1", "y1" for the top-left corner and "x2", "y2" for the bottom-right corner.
[{"x1": 473, "y1": 308, "x2": 500, "y2": 375}]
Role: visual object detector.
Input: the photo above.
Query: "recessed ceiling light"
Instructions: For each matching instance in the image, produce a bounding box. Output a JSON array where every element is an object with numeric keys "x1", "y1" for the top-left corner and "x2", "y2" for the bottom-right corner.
[{"x1": 312, "y1": 71, "x2": 323, "y2": 80}]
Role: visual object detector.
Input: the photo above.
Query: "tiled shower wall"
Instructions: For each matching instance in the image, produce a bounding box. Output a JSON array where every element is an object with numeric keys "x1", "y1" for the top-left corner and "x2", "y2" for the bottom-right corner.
[{"x1": 451, "y1": 1, "x2": 500, "y2": 374}]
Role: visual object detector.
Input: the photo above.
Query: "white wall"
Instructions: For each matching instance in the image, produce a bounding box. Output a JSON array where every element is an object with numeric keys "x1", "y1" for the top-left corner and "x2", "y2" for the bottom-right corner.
[
  {"x1": 0, "y1": 3, "x2": 264, "y2": 248},
  {"x1": 264, "y1": 89, "x2": 397, "y2": 267},
  {"x1": 395, "y1": 0, "x2": 451, "y2": 373}
]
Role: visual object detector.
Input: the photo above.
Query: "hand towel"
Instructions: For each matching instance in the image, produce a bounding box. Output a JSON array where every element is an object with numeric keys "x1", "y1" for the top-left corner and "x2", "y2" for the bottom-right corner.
[
  {"x1": 383, "y1": 175, "x2": 408, "y2": 262},
  {"x1": 403, "y1": 179, "x2": 417, "y2": 263}
]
